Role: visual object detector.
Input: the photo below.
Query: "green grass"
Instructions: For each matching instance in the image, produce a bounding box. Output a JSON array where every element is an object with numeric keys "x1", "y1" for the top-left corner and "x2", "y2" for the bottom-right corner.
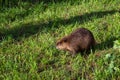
[{"x1": 0, "y1": 0, "x2": 120, "y2": 80}]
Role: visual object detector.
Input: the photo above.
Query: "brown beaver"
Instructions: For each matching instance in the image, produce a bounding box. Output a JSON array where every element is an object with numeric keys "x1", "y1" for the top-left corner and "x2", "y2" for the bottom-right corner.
[{"x1": 56, "y1": 28, "x2": 96, "y2": 55}]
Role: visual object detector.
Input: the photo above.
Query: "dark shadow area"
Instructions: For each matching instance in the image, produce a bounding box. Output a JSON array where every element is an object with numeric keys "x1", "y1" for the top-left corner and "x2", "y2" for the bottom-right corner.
[
  {"x1": 1, "y1": 0, "x2": 75, "y2": 8},
  {"x1": 0, "y1": 10, "x2": 119, "y2": 42},
  {"x1": 95, "y1": 36, "x2": 118, "y2": 50}
]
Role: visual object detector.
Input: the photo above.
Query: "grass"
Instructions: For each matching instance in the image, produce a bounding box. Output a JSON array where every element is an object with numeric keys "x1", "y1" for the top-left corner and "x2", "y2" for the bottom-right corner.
[{"x1": 0, "y1": 0, "x2": 120, "y2": 80}]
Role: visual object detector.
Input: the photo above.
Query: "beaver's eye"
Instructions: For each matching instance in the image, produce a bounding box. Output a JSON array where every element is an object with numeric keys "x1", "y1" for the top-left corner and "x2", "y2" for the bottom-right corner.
[{"x1": 64, "y1": 39, "x2": 67, "y2": 42}]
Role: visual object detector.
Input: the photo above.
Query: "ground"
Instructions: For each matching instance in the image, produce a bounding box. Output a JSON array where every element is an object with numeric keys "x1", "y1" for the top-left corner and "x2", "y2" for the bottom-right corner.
[{"x1": 0, "y1": 0, "x2": 120, "y2": 80}]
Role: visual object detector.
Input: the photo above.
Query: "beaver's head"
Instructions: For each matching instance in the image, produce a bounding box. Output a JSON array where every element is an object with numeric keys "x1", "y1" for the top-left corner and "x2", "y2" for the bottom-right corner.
[{"x1": 56, "y1": 37, "x2": 69, "y2": 51}]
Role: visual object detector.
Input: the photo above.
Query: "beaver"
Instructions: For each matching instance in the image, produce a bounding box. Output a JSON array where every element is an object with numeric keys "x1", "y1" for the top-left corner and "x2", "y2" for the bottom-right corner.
[{"x1": 56, "y1": 28, "x2": 96, "y2": 55}]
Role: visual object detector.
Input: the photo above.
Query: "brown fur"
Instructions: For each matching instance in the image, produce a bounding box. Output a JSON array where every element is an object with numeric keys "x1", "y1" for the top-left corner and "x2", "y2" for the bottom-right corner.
[{"x1": 56, "y1": 28, "x2": 96, "y2": 55}]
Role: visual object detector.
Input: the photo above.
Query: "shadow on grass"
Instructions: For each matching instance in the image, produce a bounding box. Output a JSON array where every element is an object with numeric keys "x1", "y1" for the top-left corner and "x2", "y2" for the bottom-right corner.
[
  {"x1": 95, "y1": 36, "x2": 118, "y2": 50},
  {"x1": 0, "y1": 10, "x2": 119, "y2": 43}
]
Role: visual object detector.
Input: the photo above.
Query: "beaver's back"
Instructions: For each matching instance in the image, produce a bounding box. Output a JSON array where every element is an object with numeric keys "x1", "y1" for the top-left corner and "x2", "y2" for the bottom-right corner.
[{"x1": 67, "y1": 28, "x2": 95, "y2": 52}]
